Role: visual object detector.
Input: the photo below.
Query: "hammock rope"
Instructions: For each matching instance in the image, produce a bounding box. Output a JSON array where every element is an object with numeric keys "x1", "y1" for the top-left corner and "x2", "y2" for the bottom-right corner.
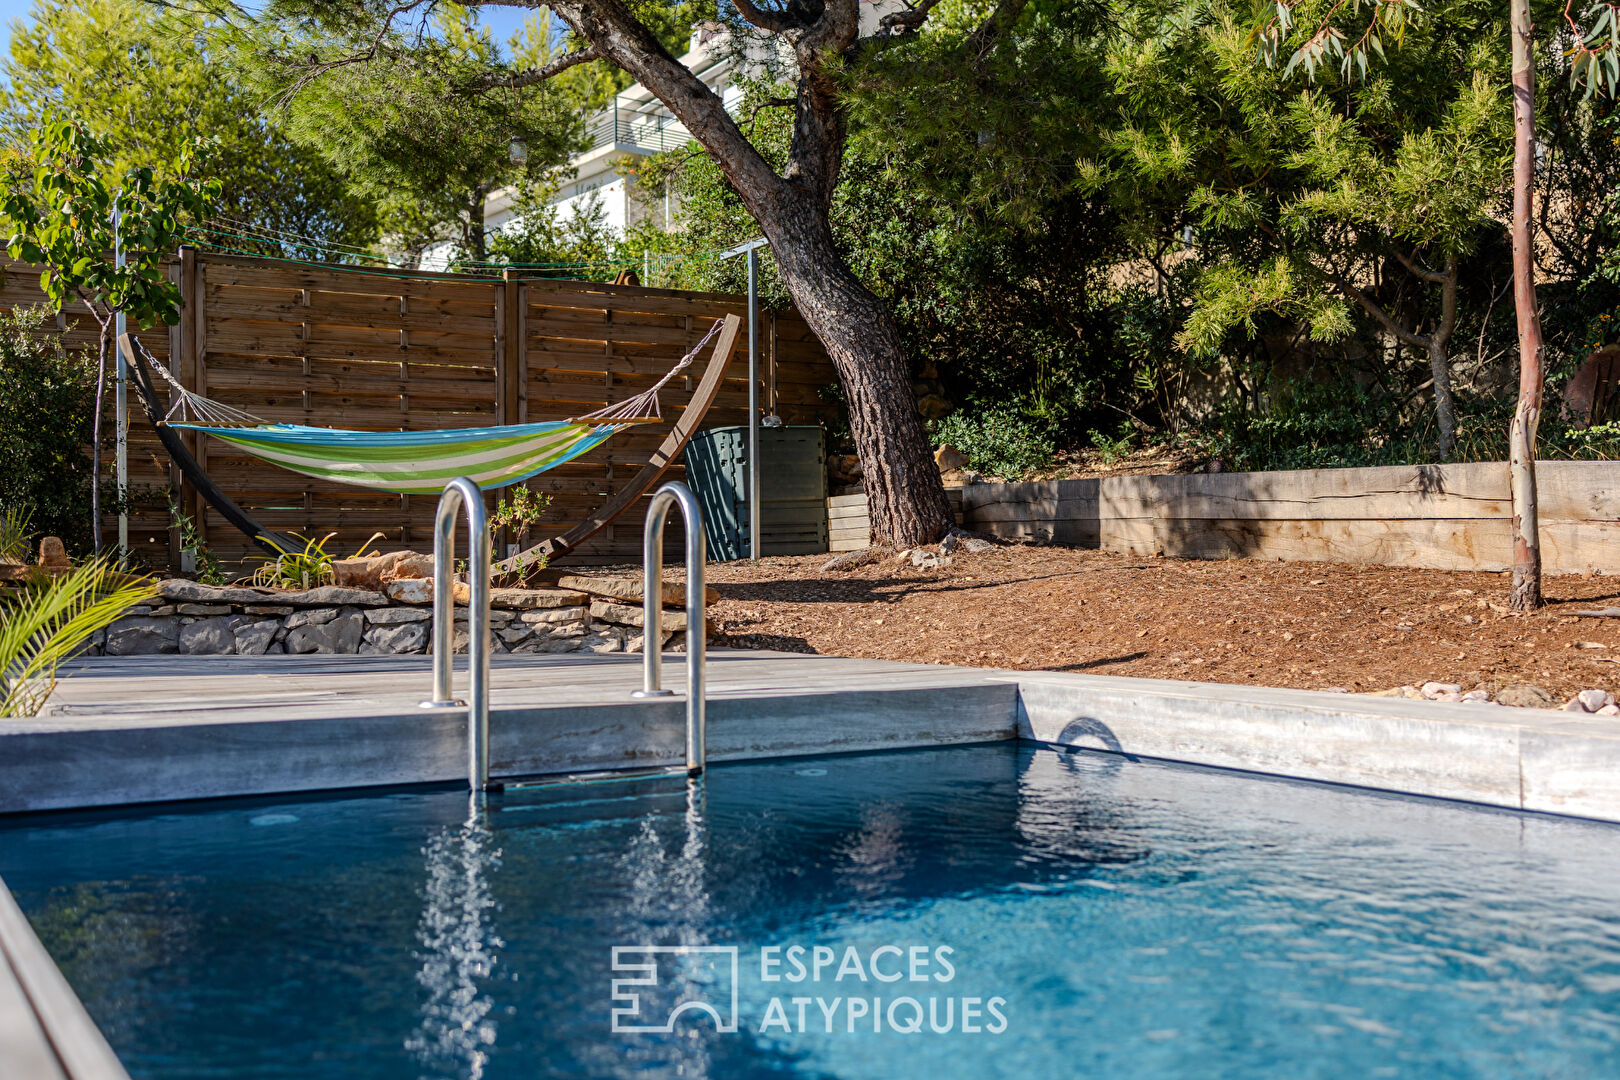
[{"x1": 126, "y1": 317, "x2": 727, "y2": 495}]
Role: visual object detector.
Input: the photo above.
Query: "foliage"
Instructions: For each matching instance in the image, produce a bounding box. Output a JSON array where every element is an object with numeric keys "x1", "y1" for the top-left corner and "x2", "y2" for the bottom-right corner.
[
  {"x1": 0, "y1": 0, "x2": 378, "y2": 258},
  {"x1": 168, "y1": 498, "x2": 225, "y2": 586},
  {"x1": 0, "y1": 558, "x2": 155, "y2": 717},
  {"x1": 490, "y1": 484, "x2": 552, "y2": 547},
  {"x1": 2, "y1": 121, "x2": 217, "y2": 330},
  {"x1": 0, "y1": 307, "x2": 95, "y2": 545},
  {"x1": 233, "y1": 4, "x2": 586, "y2": 260},
  {"x1": 933, "y1": 404, "x2": 1058, "y2": 480},
  {"x1": 478, "y1": 182, "x2": 620, "y2": 274},
  {"x1": 246, "y1": 531, "x2": 383, "y2": 590},
  {"x1": 0, "y1": 507, "x2": 32, "y2": 564}
]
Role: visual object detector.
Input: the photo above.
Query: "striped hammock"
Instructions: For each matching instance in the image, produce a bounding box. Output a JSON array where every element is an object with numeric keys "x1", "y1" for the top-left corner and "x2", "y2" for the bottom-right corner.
[{"x1": 132, "y1": 321, "x2": 724, "y2": 496}]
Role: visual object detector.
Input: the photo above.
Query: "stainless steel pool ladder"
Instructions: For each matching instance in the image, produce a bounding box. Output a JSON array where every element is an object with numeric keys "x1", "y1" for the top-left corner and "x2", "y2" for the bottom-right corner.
[
  {"x1": 418, "y1": 476, "x2": 493, "y2": 792},
  {"x1": 630, "y1": 481, "x2": 708, "y2": 777}
]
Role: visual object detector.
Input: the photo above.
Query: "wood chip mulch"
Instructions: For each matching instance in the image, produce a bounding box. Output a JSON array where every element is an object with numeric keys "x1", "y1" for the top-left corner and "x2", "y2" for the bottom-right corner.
[{"x1": 645, "y1": 546, "x2": 1620, "y2": 701}]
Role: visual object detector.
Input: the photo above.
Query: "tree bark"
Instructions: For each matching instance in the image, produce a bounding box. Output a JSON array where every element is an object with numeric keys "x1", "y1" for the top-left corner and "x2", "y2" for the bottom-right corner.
[
  {"x1": 770, "y1": 212, "x2": 954, "y2": 546},
  {"x1": 1508, "y1": 0, "x2": 1544, "y2": 610},
  {"x1": 1429, "y1": 256, "x2": 1460, "y2": 461}
]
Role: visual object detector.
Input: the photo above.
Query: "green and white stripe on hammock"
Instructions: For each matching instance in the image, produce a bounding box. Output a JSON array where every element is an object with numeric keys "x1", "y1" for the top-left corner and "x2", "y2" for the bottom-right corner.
[{"x1": 133, "y1": 320, "x2": 724, "y2": 495}]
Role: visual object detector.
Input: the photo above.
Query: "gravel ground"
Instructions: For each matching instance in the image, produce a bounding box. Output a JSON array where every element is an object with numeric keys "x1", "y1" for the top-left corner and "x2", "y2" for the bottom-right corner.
[{"x1": 575, "y1": 545, "x2": 1620, "y2": 703}]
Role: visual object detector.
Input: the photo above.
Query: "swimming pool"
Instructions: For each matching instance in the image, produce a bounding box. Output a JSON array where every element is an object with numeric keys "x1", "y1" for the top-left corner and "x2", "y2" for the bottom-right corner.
[{"x1": 3, "y1": 742, "x2": 1619, "y2": 1079}]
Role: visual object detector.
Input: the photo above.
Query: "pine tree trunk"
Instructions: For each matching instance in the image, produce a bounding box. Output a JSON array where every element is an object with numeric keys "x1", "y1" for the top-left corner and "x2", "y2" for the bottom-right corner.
[
  {"x1": 767, "y1": 212, "x2": 952, "y2": 547},
  {"x1": 1428, "y1": 337, "x2": 1457, "y2": 461},
  {"x1": 1508, "y1": 0, "x2": 1544, "y2": 611}
]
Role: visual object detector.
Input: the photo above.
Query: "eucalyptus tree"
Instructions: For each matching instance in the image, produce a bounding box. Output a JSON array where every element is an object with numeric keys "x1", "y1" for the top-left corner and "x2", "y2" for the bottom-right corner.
[{"x1": 225, "y1": 0, "x2": 1046, "y2": 546}]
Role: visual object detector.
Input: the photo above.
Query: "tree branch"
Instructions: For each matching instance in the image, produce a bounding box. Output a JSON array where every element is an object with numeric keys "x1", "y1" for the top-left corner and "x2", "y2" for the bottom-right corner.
[
  {"x1": 1325, "y1": 269, "x2": 1430, "y2": 350},
  {"x1": 730, "y1": 0, "x2": 799, "y2": 35},
  {"x1": 466, "y1": 44, "x2": 601, "y2": 89},
  {"x1": 879, "y1": 0, "x2": 944, "y2": 35},
  {"x1": 960, "y1": 0, "x2": 1032, "y2": 66},
  {"x1": 1389, "y1": 246, "x2": 1451, "y2": 285}
]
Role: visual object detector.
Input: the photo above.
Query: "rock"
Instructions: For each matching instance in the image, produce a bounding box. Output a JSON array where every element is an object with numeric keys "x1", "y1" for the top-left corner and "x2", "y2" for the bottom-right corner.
[
  {"x1": 498, "y1": 625, "x2": 533, "y2": 645},
  {"x1": 590, "y1": 600, "x2": 706, "y2": 632},
  {"x1": 37, "y1": 536, "x2": 69, "y2": 569},
  {"x1": 1564, "y1": 697, "x2": 1589, "y2": 712},
  {"x1": 819, "y1": 549, "x2": 882, "y2": 573},
  {"x1": 669, "y1": 632, "x2": 688, "y2": 653},
  {"x1": 581, "y1": 627, "x2": 625, "y2": 654},
  {"x1": 147, "y1": 606, "x2": 175, "y2": 617},
  {"x1": 556, "y1": 574, "x2": 717, "y2": 608},
  {"x1": 285, "y1": 611, "x2": 363, "y2": 654},
  {"x1": 179, "y1": 617, "x2": 236, "y2": 655},
  {"x1": 1574, "y1": 641, "x2": 1609, "y2": 650},
  {"x1": 176, "y1": 603, "x2": 231, "y2": 616},
  {"x1": 104, "y1": 616, "x2": 180, "y2": 655},
  {"x1": 1461, "y1": 689, "x2": 1492, "y2": 703},
  {"x1": 361, "y1": 621, "x2": 428, "y2": 655},
  {"x1": 122, "y1": 606, "x2": 155, "y2": 616},
  {"x1": 516, "y1": 635, "x2": 584, "y2": 654},
  {"x1": 518, "y1": 605, "x2": 589, "y2": 625},
  {"x1": 1372, "y1": 686, "x2": 1423, "y2": 699},
  {"x1": 916, "y1": 393, "x2": 951, "y2": 420},
  {"x1": 1495, "y1": 684, "x2": 1554, "y2": 708},
  {"x1": 934, "y1": 444, "x2": 970, "y2": 473},
  {"x1": 827, "y1": 453, "x2": 863, "y2": 486},
  {"x1": 285, "y1": 607, "x2": 341, "y2": 631},
  {"x1": 548, "y1": 620, "x2": 588, "y2": 638},
  {"x1": 365, "y1": 606, "x2": 431, "y2": 625},
  {"x1": 1579, "y1": 688, "x2": 1615, "y2": 712},
  {"x1": 625, "y1": 628, "x2": 674, "y2": 654},
  {"x1": 1599, "y1": 704, "x2": 1620, "y2": 716},
  {"x1": 1421, "y1": 681, "x2": 1464, "y2": 700},
  {"x1": 909, "y1": 549, "x2": 951, "y2": 570},
  {"x1": 278, "y1": 585, "x2": 388, "y2": 608},
  {"x1": 384, "y1": 577, "x2": 469, "y2": 606},
  {"x1": 244, "y1": 605, "x2": 294, "y2": 616},
  {"x1": 490, "y1": 587, "x2": 592, "y2": 610},
  {"x1": 331, "y1": 551, "x2": 433, "y2": 591},
  {"x1": 159, "y1": 580, "x2": 277, "y2": 605},
  {"x1": 233, "y1": 619, "x2": 279, "y2": 656}
]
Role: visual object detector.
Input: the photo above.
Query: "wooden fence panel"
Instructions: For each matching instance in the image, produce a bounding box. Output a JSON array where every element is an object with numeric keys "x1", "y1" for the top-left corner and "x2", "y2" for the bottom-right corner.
[{"x1": 0, "y1": 253, "x2": 840, "y2": 571}]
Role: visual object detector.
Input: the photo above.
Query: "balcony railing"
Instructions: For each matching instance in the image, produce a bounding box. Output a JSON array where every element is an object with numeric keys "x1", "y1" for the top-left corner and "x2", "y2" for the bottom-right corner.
[{"x1": 583, "y1": 106, "x2": 694, "y2": 155}]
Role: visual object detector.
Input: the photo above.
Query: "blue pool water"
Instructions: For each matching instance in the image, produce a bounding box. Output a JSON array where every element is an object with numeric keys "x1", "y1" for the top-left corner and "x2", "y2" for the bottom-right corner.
[{"x1": 4, "y1": 743, "x2": 1620, "y2": 1079}]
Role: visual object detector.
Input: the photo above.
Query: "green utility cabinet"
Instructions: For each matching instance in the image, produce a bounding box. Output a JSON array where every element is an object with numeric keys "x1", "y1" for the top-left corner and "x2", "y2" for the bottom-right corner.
[{"x1": 683, "y1": 425, "x2": 828, "y2": 561}]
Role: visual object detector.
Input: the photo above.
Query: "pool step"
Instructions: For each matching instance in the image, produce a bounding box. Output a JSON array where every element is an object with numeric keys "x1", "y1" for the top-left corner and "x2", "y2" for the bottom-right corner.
[{"x1": 491, "y1": 764, "x2": 695, "y2": 792}]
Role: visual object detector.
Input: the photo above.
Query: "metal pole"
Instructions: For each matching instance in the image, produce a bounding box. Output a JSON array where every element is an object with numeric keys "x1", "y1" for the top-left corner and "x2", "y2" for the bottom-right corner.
[
  {"x1": 630, "y1": 481, "x2": 708, "y2": 776},
  {"x1": 113, "y1": 194, "x2": 128, "y2": 562},
  {"x1": 418, "y1": 477, "x2": 492, "y2": 793},
  {"x1": 746, "y1": 247, "x2": 760, "y2": 561}
]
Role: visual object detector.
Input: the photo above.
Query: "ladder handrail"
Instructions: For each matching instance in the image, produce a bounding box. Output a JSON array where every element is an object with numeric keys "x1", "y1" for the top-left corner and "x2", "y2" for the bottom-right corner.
[
  {"x1": 419, "y1": 476, "x2": 493, "y2": 792},
  {"x1": 633, "y1": 481, "x2": 708, "y2": 776}
]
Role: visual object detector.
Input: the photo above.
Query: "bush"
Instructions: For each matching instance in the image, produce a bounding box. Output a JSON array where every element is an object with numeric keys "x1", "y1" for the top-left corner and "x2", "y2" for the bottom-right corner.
[
  {"x1": 933, "y1": 404, "x2": 1056, "y2": 480},
  {"x1": 0, "y1": 307, "x2": 95, "y2": 548}
]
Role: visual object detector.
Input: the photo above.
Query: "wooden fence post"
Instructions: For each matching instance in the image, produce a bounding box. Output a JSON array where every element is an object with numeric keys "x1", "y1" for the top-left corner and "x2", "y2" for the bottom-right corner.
[{"x1": 177, "y1": 246, "x2": 204, "y2": 542}]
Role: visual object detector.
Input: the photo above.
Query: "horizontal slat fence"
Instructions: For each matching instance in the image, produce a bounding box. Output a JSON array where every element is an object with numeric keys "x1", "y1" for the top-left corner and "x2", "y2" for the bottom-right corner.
[{"x1": 0, "y1": 252, "x2": 838, "y2": 572}]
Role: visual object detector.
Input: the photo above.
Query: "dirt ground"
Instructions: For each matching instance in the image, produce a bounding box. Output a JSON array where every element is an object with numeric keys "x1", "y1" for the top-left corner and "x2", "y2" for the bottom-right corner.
[{"x1": 656, "y1": 546, "x2": 1620, "y2": 702}]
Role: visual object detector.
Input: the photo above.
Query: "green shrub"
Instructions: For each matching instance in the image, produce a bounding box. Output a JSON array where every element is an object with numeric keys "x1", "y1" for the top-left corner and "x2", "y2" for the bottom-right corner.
[
  {"x1": 0, "y1": 306, "x2": 95, "y2": 547},
  {"x1": 933, "y1": 404, "x2": 1056, "y2": 480}
]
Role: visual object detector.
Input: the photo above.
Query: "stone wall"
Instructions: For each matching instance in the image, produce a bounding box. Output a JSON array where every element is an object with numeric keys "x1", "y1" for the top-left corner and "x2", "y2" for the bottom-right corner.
[{"x1": 97, "y1": 576, "x2": 712, "y2": 657}]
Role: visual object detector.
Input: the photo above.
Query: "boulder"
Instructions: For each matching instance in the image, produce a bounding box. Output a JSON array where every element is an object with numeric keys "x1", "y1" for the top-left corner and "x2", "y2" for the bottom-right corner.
[
  {"x1": 179, "y1": 617, "x2": 237, "y2": 655},
  {"x1": 285, "y1": 611, "x2": 364, "y2": 654},
  {"x1": 365, "y1": 607, "x2": 432, "y2": 626},
  {"x1": 557, "y1": 574, "x2": 718, "y2": 608},
  {"x1": 233, "y1": 619, "x2": 280, "y2": 656},
  {"x1": 1495, "y1": 684, "x2": 1554, "y2": 708},
  {"x1": 104, "y1": 616, "x2": 180, "y2": 656},
  {"x1": 37, "y1": 536, "x2": 70, "y2": 569},
  {"x1": 1420, "y1": 681, "x2": 1464, "y2": 700},
  {"x1": 1579, "y1": 688, "x2": 1615, "y2": 712},
  {"x1": 934, "y1": 444, "x2": 970, "y2": 473},
  {"x1": 384, "y1": 577, "x2": 469, "y2": 606},
  {"x1": 489, "y1": 587, "x2": 590, "y2": 610},
  {"x1": 332, "y1": 550, "x2": 433, "y2": 590},
  {"x1": 361, "y1": 621, "x2": 428, "y2": 655}
]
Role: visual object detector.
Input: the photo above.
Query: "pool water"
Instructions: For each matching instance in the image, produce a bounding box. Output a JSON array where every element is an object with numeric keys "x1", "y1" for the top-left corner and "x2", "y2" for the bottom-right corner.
[{"x1": 4, "y1": 743, "x2": 1620, "y2": 1079}]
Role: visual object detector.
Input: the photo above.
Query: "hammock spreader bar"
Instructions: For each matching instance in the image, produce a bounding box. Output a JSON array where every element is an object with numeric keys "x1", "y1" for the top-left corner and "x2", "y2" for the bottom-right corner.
[{"x1": 129, "y1": 319, "x2": 726, "y2": 495}]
